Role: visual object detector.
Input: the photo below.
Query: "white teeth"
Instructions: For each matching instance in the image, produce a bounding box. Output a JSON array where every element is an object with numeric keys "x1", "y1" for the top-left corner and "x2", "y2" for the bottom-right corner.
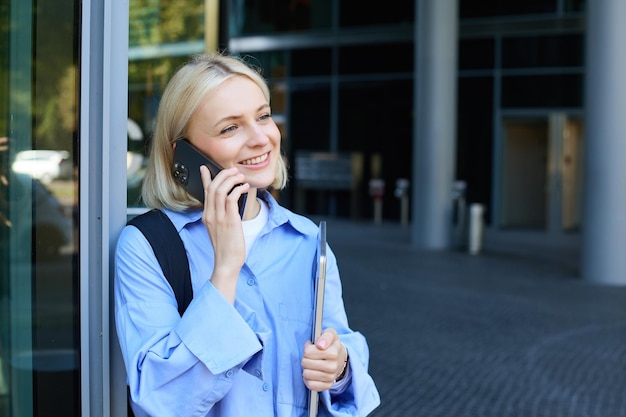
[{"x1": 241, "y1": 153, "x2": 268, "y2": 165}]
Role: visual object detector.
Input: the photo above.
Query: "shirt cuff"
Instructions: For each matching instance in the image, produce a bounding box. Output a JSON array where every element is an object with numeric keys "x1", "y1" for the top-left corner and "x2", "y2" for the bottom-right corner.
[{"x1": 329, "y1": 363, "x2": 352, "y2": 395}]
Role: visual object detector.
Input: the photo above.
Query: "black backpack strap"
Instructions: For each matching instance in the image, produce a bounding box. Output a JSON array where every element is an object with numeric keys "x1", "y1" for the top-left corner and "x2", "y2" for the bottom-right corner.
[{"x1": 127, "y1": 209, "x2": 193, "y2": 316}]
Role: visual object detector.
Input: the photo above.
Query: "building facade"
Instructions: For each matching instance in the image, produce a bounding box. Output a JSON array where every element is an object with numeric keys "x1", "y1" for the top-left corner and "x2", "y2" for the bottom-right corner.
[{"x1": 2, "y1": 0, "x2": 626, "y2": 416}]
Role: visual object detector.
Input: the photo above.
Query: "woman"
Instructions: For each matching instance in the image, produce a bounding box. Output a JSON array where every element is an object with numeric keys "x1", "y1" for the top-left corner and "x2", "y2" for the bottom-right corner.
[{"x1": 115, "y1": 52, "x2": 380, "y2": 417}]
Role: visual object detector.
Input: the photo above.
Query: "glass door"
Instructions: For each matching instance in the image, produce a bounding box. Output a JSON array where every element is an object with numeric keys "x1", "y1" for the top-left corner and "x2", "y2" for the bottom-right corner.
[
  {"x1": 498, "y1": 113, "x2": 584, "y2": 232},
  {"x1": 0, "y1": 0, "x2": 80, "y2": 415},
  {"x1": 500, "y1": 117, "x2": 549, "y2": 229}
]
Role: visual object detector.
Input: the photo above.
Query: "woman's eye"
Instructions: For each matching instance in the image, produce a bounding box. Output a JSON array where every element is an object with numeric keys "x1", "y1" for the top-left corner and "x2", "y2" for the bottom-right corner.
[
  {"x1": 259, "y1": 113, "x2": 272, "y2": 122},
  {"x1": 220, "y1": 125, "x2": 237, "y2": 135}
]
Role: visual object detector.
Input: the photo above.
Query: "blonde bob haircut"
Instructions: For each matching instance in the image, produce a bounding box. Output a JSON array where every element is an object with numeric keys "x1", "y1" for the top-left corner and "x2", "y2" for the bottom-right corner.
[{"x1": 141, "y1": 52, "x2": 288, "y2": 210}]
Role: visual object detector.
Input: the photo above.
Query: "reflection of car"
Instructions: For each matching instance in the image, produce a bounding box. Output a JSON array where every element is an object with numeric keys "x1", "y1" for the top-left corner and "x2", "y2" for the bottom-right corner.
[
  {"x1": 8, "y1": 174, "x2": 73, "y2": 260},
  {"x1": 127, "y1": 151, "x2": 146, "y2": 206},
  {"x1": 12, "y1": 150, "x2": 72, "y2": 184}
]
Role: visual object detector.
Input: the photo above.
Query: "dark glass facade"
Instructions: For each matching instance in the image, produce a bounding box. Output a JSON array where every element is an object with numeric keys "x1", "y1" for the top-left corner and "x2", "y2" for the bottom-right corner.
[{"x1": 226, "y1": 2, "x2": 583, "y2": 223}]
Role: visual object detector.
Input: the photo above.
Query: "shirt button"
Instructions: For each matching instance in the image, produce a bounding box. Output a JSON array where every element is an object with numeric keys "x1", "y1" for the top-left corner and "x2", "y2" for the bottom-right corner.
[
  {"x1": 262, "y1": 382, "x2": 270, "y2": 392},
  {"x1": 255, "y1": 369, "x2": 262, "y2": 377},
  {"x1": 225, "y1": 370, "x2": 234, "y2": 378},
  {"x1": 247, "y1": 278, "x2": 255, "y2": 286}
]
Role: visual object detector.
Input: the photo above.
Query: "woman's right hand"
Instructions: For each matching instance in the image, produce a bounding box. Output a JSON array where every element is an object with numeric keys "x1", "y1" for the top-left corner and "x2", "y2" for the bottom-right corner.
[{"x1": 200, "y1": 165, "x2": 250, "y2": 303}]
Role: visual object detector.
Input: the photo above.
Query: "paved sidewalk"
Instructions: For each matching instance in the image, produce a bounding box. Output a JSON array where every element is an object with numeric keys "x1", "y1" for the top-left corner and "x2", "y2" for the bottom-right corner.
[{"x1": 324, "y1": 219, "x2": 626, "y2": 417}]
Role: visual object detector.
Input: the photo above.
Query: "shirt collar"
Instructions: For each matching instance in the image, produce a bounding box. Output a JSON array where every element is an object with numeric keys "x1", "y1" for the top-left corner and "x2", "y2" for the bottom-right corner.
[{"x1": 162, "y1": 190, "x2": 312, "y2": 237}]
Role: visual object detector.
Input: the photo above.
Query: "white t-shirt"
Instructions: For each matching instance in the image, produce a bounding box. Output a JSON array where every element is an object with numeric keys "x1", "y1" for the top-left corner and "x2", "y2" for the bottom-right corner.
[{"x1": 242, "y1": 198, "x2": 269, "y2": 258}]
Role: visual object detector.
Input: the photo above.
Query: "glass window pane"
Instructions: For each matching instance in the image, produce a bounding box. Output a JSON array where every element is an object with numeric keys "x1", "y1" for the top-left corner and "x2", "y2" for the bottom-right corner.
[
  {"x1": 338, "y1": 80, "x2": 412, "y2": 154},
  {"x1": 502, "y1": 34, "x2": 584, "y2": 68},
  {"x1": 340, "y1": 0, "x2": 413, "y2": 27},
  {"x1": 128, "y1": 56, "x2": 189, "y2": 207},
  {"x1": 127, "y1": 1, "x2": 206, "y2": 210},
  {"x1": 564, "y1": 0, "x2": 586, "y2": 12},
  {"x1": 290, "y1": 84, "x2": 331, "y2": 151},
  {"x1": 238, "y1": 50, "x2": 286, "y2": 79},
  {"x1": 460, "y1": 0, "x2": 557, "y2": 18},
  {"x1": 459, "y1": 38, "x2": 495, "y2": 70},
  {"x1": 339, "y1": 43, "x2": 413, "y2": 75},
  {"x1": 291, "y1": 48, "x2": 332, "y2": 77},
  {"x1": 233, "y1": 0, "x2": 332, "y2": 36},
  {"x1": 501, "y1": 74, "x2": 583, "y2": 107},
  {"x1": 129, "y1": 1, "x2": 233, "y2": 209},
  {"x1": 457, "y1": 77, "x2": 494, "y2": 207},
  {"x1": 338, "y1": 80, "x2": 412, "y2": 219},
  {"x1": 1, "y1": 0, "x2": 80, "y2": 415},
  {"x1": 129, "y1": 0, "x2": 204, "y2": 46}
]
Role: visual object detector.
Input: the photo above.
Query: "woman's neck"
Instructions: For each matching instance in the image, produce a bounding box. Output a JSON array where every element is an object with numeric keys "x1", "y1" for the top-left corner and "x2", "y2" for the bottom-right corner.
[{"x1": 241, "y1": 188, "x2": 260, "y2": 220}]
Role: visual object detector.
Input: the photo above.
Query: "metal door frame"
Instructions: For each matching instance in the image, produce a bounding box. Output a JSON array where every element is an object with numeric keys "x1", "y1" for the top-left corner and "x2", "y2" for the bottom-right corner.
[{"x1": 79, "y1": 0, "x2": 128, "y2": 415}]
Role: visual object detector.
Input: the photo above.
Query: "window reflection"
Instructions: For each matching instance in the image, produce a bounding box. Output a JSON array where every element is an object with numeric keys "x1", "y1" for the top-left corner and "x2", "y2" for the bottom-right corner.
[
  {"x1": 128, "y1": 56, "x2": 189, "y2": 208},
  {"x1": 0, "y1": 0, "x2": 80, "y2": 415},
  {"x1": 128, "y1": 0, "x2": 211, "y2": 209},
  {"x1": 129, "y1": 0, "x2": 204, "y2": 47}
]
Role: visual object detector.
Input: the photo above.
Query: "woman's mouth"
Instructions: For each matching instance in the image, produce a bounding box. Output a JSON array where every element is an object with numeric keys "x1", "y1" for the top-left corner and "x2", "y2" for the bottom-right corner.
[{"x1": 240, "y1": 152, "x2": 269, "y2": 166}]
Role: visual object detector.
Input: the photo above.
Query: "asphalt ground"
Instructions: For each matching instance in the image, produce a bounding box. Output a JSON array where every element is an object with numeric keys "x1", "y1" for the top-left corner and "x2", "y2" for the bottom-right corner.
[{"x1": 325, "y1": 219, "x2": 626, "y2": 417}]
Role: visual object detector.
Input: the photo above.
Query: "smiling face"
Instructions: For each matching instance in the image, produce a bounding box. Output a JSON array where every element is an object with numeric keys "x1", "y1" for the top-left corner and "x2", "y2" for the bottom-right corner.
[{"x1": 186, "y1": 75, "x2": 281, "y2": 190}]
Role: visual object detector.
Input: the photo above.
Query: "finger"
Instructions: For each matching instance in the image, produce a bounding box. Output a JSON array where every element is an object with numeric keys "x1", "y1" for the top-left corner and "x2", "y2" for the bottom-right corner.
[
  {"x1": 303, "y1": 339, "x2": 328, "y2": 360},
  {"x1": 203, "y1": 168, "x2": 244, "y2": 217},
  {"x1": 222, "y1": 175, "x2": 249, "y2": 217},
  {"x1": 303, "y1": 377, "x2": 333, "y2": 393},
  {"x1": 302, "y1": 368, "x2": 335, "y2": 392},
  {"x1": 208, "y1": 167, "x2": 239, "y2": 191},
  {"x1": 301, "y1": 356, "x2": 337, "y2": 375},
  {"x1": 303, "y1": 334, "x2": 342, "y2": 362},
  {"x1": 200, "y1": 164, "x2": 213, "y2": 186},
  {"x1": 315, "y1": 328, "x2": 338, "y2": 350},
  {"x1": 226, "y1": 181, "x2": 250, "y2": 203},
  {"x1": 202, "y1": 166, "x2": 238, "y2": 191},
  {"x1": 200, "y1": 165, "x2": 218, "y2": 215}
]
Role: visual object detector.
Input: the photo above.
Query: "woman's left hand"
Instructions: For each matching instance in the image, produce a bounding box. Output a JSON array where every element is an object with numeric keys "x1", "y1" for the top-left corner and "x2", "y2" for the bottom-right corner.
[{"x1": 301, "y1": 328, "x2": 348, "y2": 392}]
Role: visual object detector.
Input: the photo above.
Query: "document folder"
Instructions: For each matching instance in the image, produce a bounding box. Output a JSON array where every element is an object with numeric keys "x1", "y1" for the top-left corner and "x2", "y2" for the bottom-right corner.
[{"x1": 308, "y1": 221, "x2": 327, "y2": 417}]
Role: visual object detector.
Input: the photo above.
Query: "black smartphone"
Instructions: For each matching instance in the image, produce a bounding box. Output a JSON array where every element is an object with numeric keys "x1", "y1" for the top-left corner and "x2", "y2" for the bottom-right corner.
[{"x1": 172, "y1": 139, "x2": 248, "y2": 218}]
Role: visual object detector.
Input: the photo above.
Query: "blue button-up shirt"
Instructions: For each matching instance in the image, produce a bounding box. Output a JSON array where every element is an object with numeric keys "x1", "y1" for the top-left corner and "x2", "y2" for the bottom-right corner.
[{"x1": 115, "y1": 192, "x2": 380, "y2": 416}]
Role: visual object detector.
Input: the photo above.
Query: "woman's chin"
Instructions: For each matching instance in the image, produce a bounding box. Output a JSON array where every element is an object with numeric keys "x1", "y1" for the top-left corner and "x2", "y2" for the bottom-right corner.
[
  {"x1": 248, "y1": 182, "x2": 274, "y2": 190},
  {"x1": 246, "y1": 174, "x2": 276, "y2": 190}
]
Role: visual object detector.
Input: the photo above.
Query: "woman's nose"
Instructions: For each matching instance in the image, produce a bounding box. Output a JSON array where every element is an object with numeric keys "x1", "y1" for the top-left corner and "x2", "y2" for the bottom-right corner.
[{"x1": 247, "y1": 124, "x2": 271, "y2": 146}]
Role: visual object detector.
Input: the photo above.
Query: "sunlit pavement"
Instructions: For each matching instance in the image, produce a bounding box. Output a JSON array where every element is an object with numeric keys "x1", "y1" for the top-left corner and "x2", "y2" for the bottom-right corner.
[{"x1": 325, "y1": 219, "x2": 626, "y2": 417}]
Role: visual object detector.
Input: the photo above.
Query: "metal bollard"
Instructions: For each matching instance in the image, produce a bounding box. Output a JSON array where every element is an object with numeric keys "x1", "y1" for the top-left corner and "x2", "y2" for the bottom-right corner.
[
  {"x1": 452, "y1": 181, "x2": 467, "y2": 249},
  {"x1": 468, "y1": 203, "x2": 485, "y2": 255},
  {"x1": 394, "y1": 178, "x2": 410, "y2": 226},
  {"x1": 369, "y1": 179, "x2": 385, "y2": 225}
]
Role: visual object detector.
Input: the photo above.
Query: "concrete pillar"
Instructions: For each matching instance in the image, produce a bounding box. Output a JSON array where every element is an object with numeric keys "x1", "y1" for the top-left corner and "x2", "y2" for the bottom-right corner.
[
  {"x1": 411, "y1": 0, "x2": 458, "y2": 249},
  {"x1": 582, "y1": 0, "x2": 626, "y2": 284}
]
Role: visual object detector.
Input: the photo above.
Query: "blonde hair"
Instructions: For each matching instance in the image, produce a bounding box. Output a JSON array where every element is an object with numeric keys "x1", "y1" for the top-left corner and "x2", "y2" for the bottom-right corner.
[{"x1": 142, "y1": 52, "x2": 288, "y2": 210}]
